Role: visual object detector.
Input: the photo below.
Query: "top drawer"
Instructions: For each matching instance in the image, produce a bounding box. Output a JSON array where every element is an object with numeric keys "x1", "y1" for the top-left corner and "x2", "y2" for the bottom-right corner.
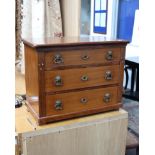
[{"x1": 44, "y1": 47, "x2": 121, "y2": 70}]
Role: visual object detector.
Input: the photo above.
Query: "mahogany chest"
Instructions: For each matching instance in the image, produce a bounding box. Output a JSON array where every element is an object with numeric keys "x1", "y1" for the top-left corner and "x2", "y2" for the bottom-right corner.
[{"x1": 23, "y1": 36, "x2": 128, "y2": 125}]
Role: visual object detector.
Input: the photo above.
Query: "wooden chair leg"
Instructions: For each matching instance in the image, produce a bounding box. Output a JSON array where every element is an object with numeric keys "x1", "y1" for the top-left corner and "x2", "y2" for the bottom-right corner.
[
  {"x1": 131, "y1": 68, "x2": 136, "y2": 92},
  {"x1": 136, "y1": 68, "x2": 139, "y2": 92},
  {"x1": 124, "y1": 66, "x2": 129, "y2": 89}
]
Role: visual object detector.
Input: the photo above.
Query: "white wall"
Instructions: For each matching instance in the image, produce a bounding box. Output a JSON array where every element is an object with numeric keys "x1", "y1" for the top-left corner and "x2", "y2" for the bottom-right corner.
[{"x1": 125, "y1": 9, "x2": 139, "y2": 58}]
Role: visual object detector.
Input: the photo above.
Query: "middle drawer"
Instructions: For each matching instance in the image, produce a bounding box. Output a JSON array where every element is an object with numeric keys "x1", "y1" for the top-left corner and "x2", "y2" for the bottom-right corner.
[{"x1": 45, "y1": 65, "x2": 120, "y2": 92}]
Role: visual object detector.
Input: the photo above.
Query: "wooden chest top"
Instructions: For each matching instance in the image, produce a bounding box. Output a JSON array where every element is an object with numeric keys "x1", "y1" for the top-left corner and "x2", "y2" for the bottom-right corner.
[
  {"x1": 23, "y1": 36, "x2": 128, "y2": 125},
  {"x1": 22, "y1": 36, "x2": 128, "y2": 48}
]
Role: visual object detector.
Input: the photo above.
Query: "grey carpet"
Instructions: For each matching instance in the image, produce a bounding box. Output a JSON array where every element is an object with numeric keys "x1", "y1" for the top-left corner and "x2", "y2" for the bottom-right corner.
[{"x1": 122, "y1": 98, "x2": 139, "y2": 136}]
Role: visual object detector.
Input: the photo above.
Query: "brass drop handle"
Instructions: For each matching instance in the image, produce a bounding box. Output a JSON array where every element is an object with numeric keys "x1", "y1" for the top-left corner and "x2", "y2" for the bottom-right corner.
[
  {"x1": 81, "y1": 55, "x2": 89, "y2": 60},
  {"x1": 81, "y1": 75, "x2": 89, "y2": 81},
  {"x1": 54, "y1": 75, "x2": 63, "y2": 86},
  {"x1": 80, "y1": 98, "x2": 88, "y2": 104},
  {"x1": 106, "y1": 51, "x2": 113, "y2": 60},
  {"x1": 53, "y1": 54, "x2": 63, "y2": 64},
  {"x1": 103, "y1": 93, "x2": 111, "y2": 103},
  {"x1": 55, "y1": 100, "x2": 63, "y2": 110},
  {"x1": 105, "y1": 71, "x2": 112, "y2": 80}
]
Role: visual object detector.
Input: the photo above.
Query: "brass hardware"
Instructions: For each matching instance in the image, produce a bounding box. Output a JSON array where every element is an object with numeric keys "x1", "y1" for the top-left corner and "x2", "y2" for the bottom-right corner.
[
  {"x1": 38, "y1": 62, "x2": 44, "y2": 70},
  {"x1": 55, "y1": 100, "x2": 63, "y2": 110},
  {"x1": 106, "y1": 51, "x2": 113, "y2": 60},
  {"x1": 54, "y1": 75, "x2": 63, "y2": 86},
  {"x1": 103, "y1": 93, "x2": 111, "y2": 103},
  {"x1": 105, "y1": 71, "x2": 112, "y2": 80},
  {"x1": 53, "y1": 54, "x2": 63, "y2": 64},
  {"x1": 80, "y1": 98, "x2": 88, "y2": 104},
  {"x1": 81, "y1": 55, "x2": 89, "y2": 60},
  {"x1": 81, "y1": 75, "x2": 89, "y2": 81}
]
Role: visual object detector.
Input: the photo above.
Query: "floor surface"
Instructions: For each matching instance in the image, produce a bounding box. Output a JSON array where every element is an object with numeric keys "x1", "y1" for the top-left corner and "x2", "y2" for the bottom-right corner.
[{"x1": 15, "y1": 69, "x2": 25, "y2": 94}]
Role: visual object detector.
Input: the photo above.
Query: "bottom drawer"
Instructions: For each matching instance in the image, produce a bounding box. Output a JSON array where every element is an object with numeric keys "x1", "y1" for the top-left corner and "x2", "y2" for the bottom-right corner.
[{"x1": 46, "y1": 86, "x2": 119, "y2": 116}]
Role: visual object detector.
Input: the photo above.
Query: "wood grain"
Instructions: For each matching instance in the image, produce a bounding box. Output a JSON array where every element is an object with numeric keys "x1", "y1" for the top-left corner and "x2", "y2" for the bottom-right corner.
[
  {"x1": 44, "y1": 47, "x2": 121, "y2": 70},
  {"x1": 24, "y1": 45, "x2": 39, "y2": 115},
  {"x1": 45, "y1": 65, "x2": 120, "y2": 92},
  {"x1": 117, "y1": 47, "x2": 126, "y2": 103},
  {"x1": 46, "y1": 86, "x2": 118, "y2": 116},
  {"x1": 15, "y1": 105, "x2": 127, "y2": 134},
  {"x1": 23, "y1": 37, "x2": 128, "y2": 125},
  {"x1": 22, "y1": 36, "x2": 129, "y2": 48},
  {"x1": 17, "y1": 107, "x2": 128, "y2": 155},
  {"x1": 38, "y1": 51, "x2": 46, "y2": 116}
]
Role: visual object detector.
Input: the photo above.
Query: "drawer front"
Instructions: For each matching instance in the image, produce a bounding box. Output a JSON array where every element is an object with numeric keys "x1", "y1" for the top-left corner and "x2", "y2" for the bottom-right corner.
[
  {"x1": 45, "y1": 47, "x2": 121, "y2": 70},
  {"x1": 45, "y1": 65, "x2": 120, "y2": 92},
  {"x1": 46, "y1": 86, "x2": 118, "y2": 116}
]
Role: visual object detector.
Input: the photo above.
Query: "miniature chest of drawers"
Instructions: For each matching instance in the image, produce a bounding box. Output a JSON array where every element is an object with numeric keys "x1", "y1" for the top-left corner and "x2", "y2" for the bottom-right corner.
[{"x1": 23, "y1": 36, "x2": 128, "y2": 125}]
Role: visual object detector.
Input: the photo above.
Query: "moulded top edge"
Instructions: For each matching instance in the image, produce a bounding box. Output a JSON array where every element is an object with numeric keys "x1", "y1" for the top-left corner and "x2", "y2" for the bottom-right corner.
[{"x1": 22, "y1": 36, "x2": 129, "y2": 48}]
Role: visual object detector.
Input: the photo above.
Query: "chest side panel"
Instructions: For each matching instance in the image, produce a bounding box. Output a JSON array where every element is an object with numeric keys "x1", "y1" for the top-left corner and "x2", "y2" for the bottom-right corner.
[{"x1": 24, "y1": 45, "x2": 39, "y2": 115}]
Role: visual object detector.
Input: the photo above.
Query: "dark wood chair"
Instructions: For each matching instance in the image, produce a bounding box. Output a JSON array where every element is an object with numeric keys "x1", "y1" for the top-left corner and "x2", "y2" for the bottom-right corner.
[{"x1": 123, "y1": 57, "x2": 139, "y2": 101}]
